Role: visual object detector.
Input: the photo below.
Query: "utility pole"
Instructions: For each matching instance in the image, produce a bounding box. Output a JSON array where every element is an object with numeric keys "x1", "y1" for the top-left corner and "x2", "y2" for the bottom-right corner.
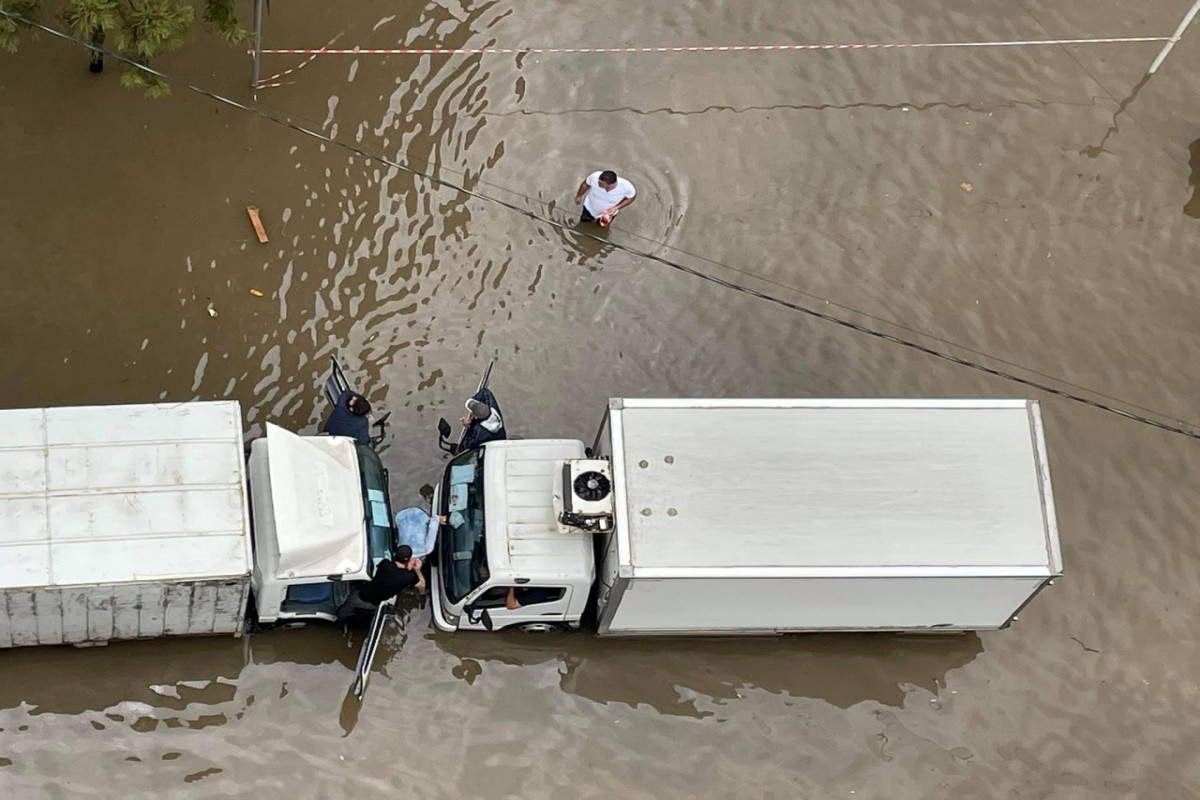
[{"x1": 251, "y1": 0, "x2": 264, "y2": 88}]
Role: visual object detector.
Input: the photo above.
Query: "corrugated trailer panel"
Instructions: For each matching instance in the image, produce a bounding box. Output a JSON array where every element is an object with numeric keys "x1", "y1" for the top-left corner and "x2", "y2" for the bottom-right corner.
[
  {"x1": 87, "y1": 589, "x2": 114, "y2": 642},
  {"x1": 138, "y1": 583, "x2": 167, "y2": 638},
  {"x1": 0, "y1": 579, "x2": 249, "y2": 648},
  {"x1": 5, "y1": 592, "x2": 39, "y2": 647},
  {"x1": 33, "y1": 589, "x2": 64, "y2": 645},
  {"x1": 599, "y1": 575, "x2": 1047, "y2": 635},
  {"x1": 61, "y1": 589, "x2": 89, "y2": 644},
  {"x1": 213, "y1": 580, "x2": 250, "y2": 636}
]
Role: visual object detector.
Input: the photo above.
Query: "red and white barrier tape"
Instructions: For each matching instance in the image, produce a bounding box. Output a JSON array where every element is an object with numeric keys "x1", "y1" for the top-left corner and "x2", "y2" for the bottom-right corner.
[
  {"x1": 254, "y1": 34, "x2": 341, "y2": 88},
  {"x1": 251, "y1": 36, "x2": 1170, "y2": 57}
]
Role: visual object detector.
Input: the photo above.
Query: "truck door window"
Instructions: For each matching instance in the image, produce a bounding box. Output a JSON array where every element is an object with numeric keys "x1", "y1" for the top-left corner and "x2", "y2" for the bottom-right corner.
[
  {"x1": 472, "y1": 587, "x2": 509, "y2": 608},
  {"x1": 438, "y1": 448, "x2": 489, "y2": 604},
  {"x1": 473, "y1": 587, "x2": 567, "y2": 609},
  {"x1": 510, "y1": 587, "x2": 565, "y2": 608}
]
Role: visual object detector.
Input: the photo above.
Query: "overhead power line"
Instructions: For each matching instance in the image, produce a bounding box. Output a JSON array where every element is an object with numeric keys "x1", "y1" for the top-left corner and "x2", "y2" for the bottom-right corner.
[{"x1": 5, "y1": 10, "x2": 1200, "y2": 442}]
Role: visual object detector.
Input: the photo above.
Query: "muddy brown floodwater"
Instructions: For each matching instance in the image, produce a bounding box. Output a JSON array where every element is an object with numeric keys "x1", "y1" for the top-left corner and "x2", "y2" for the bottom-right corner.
[{"x1": 4, "y1": 0, "x2": 1200, "y2": 796}]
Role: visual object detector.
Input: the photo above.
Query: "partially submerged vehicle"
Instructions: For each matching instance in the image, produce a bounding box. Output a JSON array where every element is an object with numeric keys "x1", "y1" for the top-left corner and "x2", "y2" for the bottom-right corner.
[
  {"x1": 0, "y1": 400, "x2": 252, "y2": 648},
  {"x1": 0, "y1": 357, "x2": 399, "y2": 648},
  {"x1": 429, "y1": 398, "x2": 1063, "y2": 636}
]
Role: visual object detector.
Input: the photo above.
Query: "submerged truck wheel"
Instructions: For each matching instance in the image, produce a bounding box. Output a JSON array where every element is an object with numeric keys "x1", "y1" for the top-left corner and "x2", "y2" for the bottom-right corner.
[{"x1": 516, "y1": 622, "x2": 566, "y2": 634}]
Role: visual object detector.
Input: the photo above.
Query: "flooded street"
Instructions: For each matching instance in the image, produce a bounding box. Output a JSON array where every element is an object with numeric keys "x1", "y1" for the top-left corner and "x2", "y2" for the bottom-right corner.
[{"x1": 4, "y1": 0, "x2": 1200, "y2": 795}]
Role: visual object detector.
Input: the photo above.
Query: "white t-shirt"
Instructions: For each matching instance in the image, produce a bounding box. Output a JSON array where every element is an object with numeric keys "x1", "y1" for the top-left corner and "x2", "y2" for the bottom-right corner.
[{"x1": 582, "y1": 171, "x2": 636, "y2": 216}]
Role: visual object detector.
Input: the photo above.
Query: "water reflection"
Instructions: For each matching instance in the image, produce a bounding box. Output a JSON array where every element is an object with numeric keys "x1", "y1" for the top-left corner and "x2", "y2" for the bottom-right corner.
[
  {"x1": 0, "y1": 625, "x2": 356, "y2": 719},
  {"x1": 0, "y1": 637, "x2": 247, "y2": 717},
  {"x1": 433, "y1": 631, "x2": 982, "y2": 716}
]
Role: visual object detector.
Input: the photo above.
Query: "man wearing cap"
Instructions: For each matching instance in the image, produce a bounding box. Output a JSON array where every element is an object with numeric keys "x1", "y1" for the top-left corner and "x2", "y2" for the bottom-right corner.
[
  {"x1": 324, "y1": 389, "x2": 373, "y2": 447},
  {"x1": 459, "y1": 392, "x2": 505, "y2": 452},
  {"x1": 337, "y1": 544, "x2": 426, "y2": 621},
  {"x1": 574, "y1": 169, "x2": 637, "y2": 227}
]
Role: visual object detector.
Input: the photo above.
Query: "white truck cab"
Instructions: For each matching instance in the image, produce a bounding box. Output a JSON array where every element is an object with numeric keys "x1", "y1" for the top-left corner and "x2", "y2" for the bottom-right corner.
[
  {"x1": 430, "y1": 439, "x2": 595, "y2": 633},
  {"x1": 247, "y1": 423, "x2": 396, "y2": 625}
]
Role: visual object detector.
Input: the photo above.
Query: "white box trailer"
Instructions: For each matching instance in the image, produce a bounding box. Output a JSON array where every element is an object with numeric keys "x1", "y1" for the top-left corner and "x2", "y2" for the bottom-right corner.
[
  {"x1": 0, "y1": 402, "x2": 253, "y2": 648},
  {"x1": 590, "y1": 398, "x2": 1062, "y2": 635}
]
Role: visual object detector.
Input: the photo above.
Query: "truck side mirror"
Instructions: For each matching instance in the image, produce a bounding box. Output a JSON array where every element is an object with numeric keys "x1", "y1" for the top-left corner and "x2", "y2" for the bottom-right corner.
[
  {"x1": 464, "y1": 603, "x2": 494, "y2": 631},
  {"x1": 437, "y1": 418, "x2": 458, "y2": 455}
]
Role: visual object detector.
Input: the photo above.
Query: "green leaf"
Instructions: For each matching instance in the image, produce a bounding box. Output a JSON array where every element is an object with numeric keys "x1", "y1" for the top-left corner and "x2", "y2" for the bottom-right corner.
[
  {"x1": 0, "y1": 0, "x2": 43, "y2": 52},
  {"x1": 203, "y1": 0, "x2": 246, "y2": 45},
  {"x1": 115, "y1": 0, "x2": 193, "y2": 61},
  {"x1": 120, "y1": 62, "x2": 170, "y2": 97},
  {"x1": 63, "y1": 0, "x2": 119, "y2": 39},
  {"x1": 0, "y1": 18, "x2": 19, "y2": 54},
  {"x1": 1, "y1": 0, "x2": 43, "y2": 18}
]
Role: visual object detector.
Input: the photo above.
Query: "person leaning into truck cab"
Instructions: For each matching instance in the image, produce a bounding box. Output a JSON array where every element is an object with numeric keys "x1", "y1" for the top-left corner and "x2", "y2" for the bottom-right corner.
[
  {"x1": 324, "y1": 389, "x2": 373, "y2": 447},
  {"x1": 337, "y1": 545, "x2": 426, "y2": 621},
  {"x1": 459, "y1": 395, "x2": 504, "y2": 451}
]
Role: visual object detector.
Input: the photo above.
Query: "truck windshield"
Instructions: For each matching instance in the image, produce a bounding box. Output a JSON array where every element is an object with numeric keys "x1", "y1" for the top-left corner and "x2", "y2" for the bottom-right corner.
[
  {"x1": 439, "y1": 448, "x2": 488, "y2": 604},
  {"x1": 355, "y1": 444, "x2": 395, "y2": 570}
]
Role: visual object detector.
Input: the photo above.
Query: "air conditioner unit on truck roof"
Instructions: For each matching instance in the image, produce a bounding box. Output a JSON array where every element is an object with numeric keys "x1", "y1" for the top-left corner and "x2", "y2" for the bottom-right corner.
[{"x1": 553, "y1": 459, "x2": 614, "y2": 534}]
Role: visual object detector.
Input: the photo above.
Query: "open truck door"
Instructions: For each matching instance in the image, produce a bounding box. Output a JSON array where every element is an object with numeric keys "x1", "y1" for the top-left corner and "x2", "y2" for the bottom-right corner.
[
  {"x1": 351, "y1": 600, "x2": 396, "y2": 699},
  {"x1": 325, "y1": 354, "x2": 391, "y2": 450},
  {"x1": 437, "y1": 360, "x2": 503, "y2": 455}
]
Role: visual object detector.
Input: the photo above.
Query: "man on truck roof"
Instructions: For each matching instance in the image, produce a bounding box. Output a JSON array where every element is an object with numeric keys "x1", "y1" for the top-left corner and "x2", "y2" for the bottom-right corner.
[{"x1": 337, "y1": 545, "x2": 426, "y2": 621}]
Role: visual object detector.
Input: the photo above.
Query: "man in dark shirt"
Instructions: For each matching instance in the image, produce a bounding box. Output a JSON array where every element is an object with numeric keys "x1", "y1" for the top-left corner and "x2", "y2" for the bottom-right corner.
[
  {"x1": 337, "y1": 545, "x2": 425, "y2": 620},
  {"x1": 324, "y1": 389, "x2": 372, "y2": 447}
]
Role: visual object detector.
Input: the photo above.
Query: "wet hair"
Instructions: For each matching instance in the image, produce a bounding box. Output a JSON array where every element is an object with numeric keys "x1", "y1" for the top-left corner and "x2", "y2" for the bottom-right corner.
[
  {"x1": 348, "y1": 394, "x2": 371, "y2": 416},
  {"x1": 599, "y1": 170, "x2": 618, "y2": 184},
  {"x1": 394, "y1": 544, "x2": 413, "y2": 563}
]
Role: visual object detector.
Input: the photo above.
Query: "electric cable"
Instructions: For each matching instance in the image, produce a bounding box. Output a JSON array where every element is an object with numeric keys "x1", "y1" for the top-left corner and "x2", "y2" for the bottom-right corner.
[{"x1": 6, "y1": 10, "x2": 1199, "y2": 441}]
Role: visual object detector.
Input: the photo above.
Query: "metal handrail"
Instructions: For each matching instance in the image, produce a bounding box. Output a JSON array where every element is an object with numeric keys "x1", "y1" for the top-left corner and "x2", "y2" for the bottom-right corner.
[{"x1": 352, "y1": 600, "x2": 396, "y2": 699}]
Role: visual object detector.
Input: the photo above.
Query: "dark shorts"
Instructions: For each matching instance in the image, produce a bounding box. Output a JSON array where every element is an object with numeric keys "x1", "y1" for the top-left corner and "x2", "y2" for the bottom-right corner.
[{"x1": 580, "y1": 206, "x2": 598, "y2": 223}]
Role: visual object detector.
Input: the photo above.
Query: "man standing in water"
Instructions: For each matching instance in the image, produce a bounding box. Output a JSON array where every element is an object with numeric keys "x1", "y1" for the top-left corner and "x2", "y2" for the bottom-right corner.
[{"x1": 574, "y1": 169, "x2": 637, "y2": 226}]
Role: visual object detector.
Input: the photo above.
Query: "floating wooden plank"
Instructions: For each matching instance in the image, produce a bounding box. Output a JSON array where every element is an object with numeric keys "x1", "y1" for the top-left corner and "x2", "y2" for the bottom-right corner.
[{"x1": 246, "y1": 206, "x2": 269, "y2": 243}]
